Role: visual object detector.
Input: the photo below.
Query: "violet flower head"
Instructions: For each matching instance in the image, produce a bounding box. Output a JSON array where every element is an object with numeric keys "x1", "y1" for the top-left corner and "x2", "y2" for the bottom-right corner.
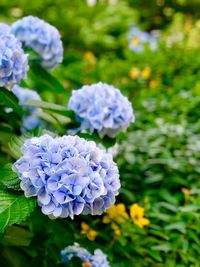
[
  {"x1": 11, "y1": 16, "x2": 63, "y2": 69},
  {"x1": 12, "y1": 85, "x2": 42, "y2": 131},
  {"x1": 0, "y1": 23, "x2": 10, "y2": 36},
  {"x1": 68, "y1": 82, "x2": 134, "y2": 138},
  {"x1": 128, "y1": 26, "x2": 158, "y2": 52},
  {"x1": 13, "y1": 134, "x2": 120, "y2": 219},
  {"x1": 0, "y1": 33, "x2": 29, "y2": 89},
  {"x1": 61, "y1": 243, "x2": 110, "y2": 267}
]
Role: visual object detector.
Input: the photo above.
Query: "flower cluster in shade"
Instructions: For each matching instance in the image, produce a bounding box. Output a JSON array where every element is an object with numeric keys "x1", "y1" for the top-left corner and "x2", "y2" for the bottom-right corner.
[
  {"x1": 11, "y1": 16, "x2": 63, "y2": 69},
  {"x1": 61, "y1": 243, "x2": 110, "y2": 267},
  {"x1": 13, "y1": 134, "x2": 120, "y2": 219},
  {"x1": 68, "y1": 82, "x2": 134, "y2": 138},
  {"x1": 0, "y1": 24, "x2": 29, "y2": 89},
  {"x1": 128, "y1": 26, "x2": 158, "y2": 52},
  {"x1": 12, "y1": 85, "x2": 42, "y2": 131}
]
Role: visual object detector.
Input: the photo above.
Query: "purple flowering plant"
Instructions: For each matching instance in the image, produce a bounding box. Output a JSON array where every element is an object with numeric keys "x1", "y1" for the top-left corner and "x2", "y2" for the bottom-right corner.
[
  {"x1": 0, "y1": 14, "x2": 135, "y2": 267},
  {"x1": 13, "y1": 134, "x2": 120, "y2": 219}
]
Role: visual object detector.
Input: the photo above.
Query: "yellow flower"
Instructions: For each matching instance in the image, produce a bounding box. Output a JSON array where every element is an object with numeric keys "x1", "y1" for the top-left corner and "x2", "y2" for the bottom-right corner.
[
  {"x1": 82, "y1": 262, "x2": 92, "y2": 267},
  {"x1": 87, "y1": 230, "x2": 98, "y2": 241},
  {"x1": 131, "y1": 37, "x2": 141, "y2": 47},
  {"x1": 130, "y1": 203, "x2": 150, "y2": 228},
  {"x1": 84, "y1": 51, "x2": 96, "y2": 63},
  {"x1": 111, "y1": 223, "x2": 121, "y2": 236},
  {"x1": 103, "y1": 203, "x2": 129, "y2": 235},
  {"x1": 103, "y1": 203, "x2": 129, "y2": 224},
  {"x1": 129, "y1": 67, "x2": 140, "y2": 80},
  {"x1": 141, "y1": 67, "x2": 151, "y2": 80},
  {"x1": 149, "y1": 79, "x2": 159, "y2": 89},
  {"x1": 181, "y1": 187, "x2": 193, "y2": 195},
  {"x1": 81, "y1": 222, "x2": 98, "y2": 241},
  {"x1": 184, "y1": 22, "x2": 192, "y2": 33},
  {"x1": 81, "y1": 221, "x2": 90, "y2": 233}
]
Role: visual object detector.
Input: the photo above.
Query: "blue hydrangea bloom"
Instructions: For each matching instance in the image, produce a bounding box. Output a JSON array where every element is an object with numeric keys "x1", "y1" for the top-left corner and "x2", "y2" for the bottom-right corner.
[
  {"x1": 11, "y1": 16, "x2": 63, "y2": 69},
  {"x1": 13, "y1": 134, "x2": 120, "y2": 219},
  {"x1": 128, "y1": 26, "x2": 158, "y2": 52},
  {"x1": 12, "y1": 85, "x2": 42, "y2": 131},
  {"x1": 61, "y1": 243, "x2": 110, "y2": 267},
  {"x1": 68, "y1": 82, "x2": 134, "y2": 138},
  {"x1": 0, "y1": 33, "x2": 29, "y2": 89},
  {"x1": 0, "y1": 23, "x2": 10, "y2": 36}
]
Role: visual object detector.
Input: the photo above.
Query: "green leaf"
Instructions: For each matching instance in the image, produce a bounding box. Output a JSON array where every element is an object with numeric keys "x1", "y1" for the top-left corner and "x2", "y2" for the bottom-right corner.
[
  {"x1": 78, "y1": 132, "x2": 116, "y2": 148},
  {"x1": 0, "y1": 190, "x2": 36, "y2": 233},
  {"x1": 179, "y1": 205, "x2": 200, "y2": 212},
  {"x1": 165, "y1": 222, "x2": 186, "y2": 234},
  {"x1": 2, "y1": 225, "x2": 33, "y2": 247},
  {"x1": 8, "y1": 135, "x2": 26, "y2": 159},
  {"x1": 151, "y1": 243, "x2": 172, "y2": 252},
  {"x1": 0, "y1": 87, "x2": 23, "y2": 116},
  {"x1": 29, "y1": 62, "x2": 66, "y2": 94},
  {"x1": 149, "y1": 250, "x2": 163, "y2": 262},
  {"x1": 0, "y1": 163, "x2": 20, "y2": 190},
  {"x1": 24, "y1": 100, "x2": 75, "y2": 118}
]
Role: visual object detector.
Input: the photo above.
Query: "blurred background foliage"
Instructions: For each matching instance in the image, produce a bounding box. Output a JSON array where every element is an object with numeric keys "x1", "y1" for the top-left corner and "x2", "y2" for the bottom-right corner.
[{"x1": 0, "y1": 0, "x2": 200, "y2": 266}]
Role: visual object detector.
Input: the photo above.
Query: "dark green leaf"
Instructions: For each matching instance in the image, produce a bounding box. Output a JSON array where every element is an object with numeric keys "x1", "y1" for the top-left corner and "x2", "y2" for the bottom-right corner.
[
  {"x1": 30, "y1": 62, "x2": 66, "y2": 94},
  {"x1": 0, "y1": 87, "x2": 23, "y2": 116},
  {"x1": 24, "y1": 100, "x2": 75, "y2": 118},
  {"x1": 0, "y1": 190, "x2": 36, "y2": 233},
  {"x1": 0, "y1": 163, "x2": 20, "y2": 190}
]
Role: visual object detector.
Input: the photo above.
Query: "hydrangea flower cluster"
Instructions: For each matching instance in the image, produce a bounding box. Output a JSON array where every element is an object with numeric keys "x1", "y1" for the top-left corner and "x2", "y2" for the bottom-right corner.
[
  {"x1": 11, "y1": 16, "x2": 63, "y2": 69},
  {"x1": 128, "y1": 26, "x2": 157, "y2": 52},
  {"x1": 0, "y1": 22, "x2": 10, "y2": 36},
  {"x1": 12, "y1": 85, "x2": 42, "y2": 131},
  {"x1": 68, "y1": 82, "x2": 134, "y2": 138},
  {"x1": 0, "y1": 32, "x2": 29, "y2": 89},
  {"x1": 13, "y1": 134, "x2": 120, "y2": 219},
  {"x1": 61, "y1": 243, "x2": 110, "y2": 267}
]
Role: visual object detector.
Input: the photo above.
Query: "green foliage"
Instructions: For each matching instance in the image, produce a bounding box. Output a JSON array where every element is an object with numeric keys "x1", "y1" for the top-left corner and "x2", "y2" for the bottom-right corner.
[
  {"x1": 0, "y1": 190, "x2": 36, "y2": 233},
  {"x1": 0, "y1": 164, "x2": 20, "y2": 190},
  {"x1": 0, "y1": 0, "x2": 200, "y2": 266}
]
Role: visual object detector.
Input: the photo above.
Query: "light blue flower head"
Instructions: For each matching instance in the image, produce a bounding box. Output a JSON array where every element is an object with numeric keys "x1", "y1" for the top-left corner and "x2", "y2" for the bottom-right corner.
[
  {"x1": 0, "y1": 33, "x2": 29, "y2": 89},
  {"x1": 61, "y1": 243, "x2": 111, "y2": 267},
  {"x1": 68, "y1": 82, "x2": 134, "y2": 138},
  {"x1": 12, "y1": 85, "x2": 42, "y2": 131},
  {"x1": 11, "y1": 16, "x2": 63, "y2": 69},
  {"x1": 13, "y1": 134, "x2": 120, "y2": 219},
  {"x1": 0, "y1": 23, "x2": 10, "y2": 36},
  {"x1": 128, "y1": 26, "x2": 157, "y2": 52}
]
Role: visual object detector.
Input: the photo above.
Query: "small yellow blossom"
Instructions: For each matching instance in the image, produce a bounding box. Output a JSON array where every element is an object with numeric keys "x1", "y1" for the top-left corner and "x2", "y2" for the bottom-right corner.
[
  {"x1": 131, "y1": 37, "x2": 141, "y2": 47},
  {"x1": 181, "y1": 187, "x2": 193, "y2": 195},
  {"x1": 111, "y1": 223, "x2": 121, "y2": 236},
  {"x1": 149, "y1": 79, "x2": 159, "y2": 89},
  {"x1": 81, "y1": 221, "x2": 90, "y2": 232},
  {"x1": 87, "y1": 230, "x2": 98, "y2": 241},
  {"x1": 84, "y1": 51, "x2": 96, "y2": 63},
  {"x1": 184, "y1": 22, "x2": 192, "y2": 33},
  {"x1": 103, "y1": 203, "x2": 129, "y2": 224},
  {"x1": 129, "y1": 67, "x2": 140, "y2": 80},
  {"x1": 130, "y1": 203, "x2": 150, "y2": 228},
  {"x1": 103, "y1": 203, "x2": 129, "y2": 236},
  {"x1": 82, "y1": 262, "x2": 92, "y2": 267},
  {"x1": 81, "y1": 222, "x2": 98, "y2": 241},
  {"x1": 141, "y1": 67, "x2": 151, "y2": 80}
]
